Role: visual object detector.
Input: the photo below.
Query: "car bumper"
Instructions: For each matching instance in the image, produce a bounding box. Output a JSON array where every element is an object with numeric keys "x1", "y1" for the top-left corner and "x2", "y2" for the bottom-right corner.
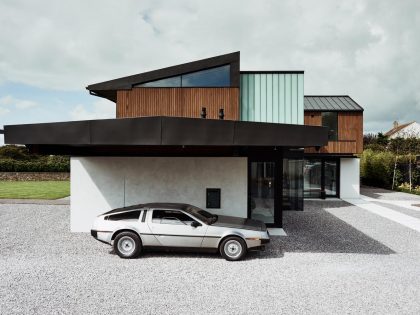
[{"x1": 91, "y1": 229, "x2": 112, "y2": 245}]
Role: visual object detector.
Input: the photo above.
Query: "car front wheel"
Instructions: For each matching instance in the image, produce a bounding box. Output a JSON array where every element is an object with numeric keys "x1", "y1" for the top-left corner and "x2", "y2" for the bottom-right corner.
[
  {"x1": 220, "y1": 236, "x2": 247, "y2": 261},
  {"x1": 114, "y1": 231, "x2": 142, "y2": 259}
]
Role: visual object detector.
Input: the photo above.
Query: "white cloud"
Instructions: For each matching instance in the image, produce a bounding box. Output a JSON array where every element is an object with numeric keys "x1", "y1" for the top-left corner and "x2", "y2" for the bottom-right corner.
[
  {"x1": 0, "y1": 95, "x2": 38, "y2": 109},
  {"x1": 69, "y1": 98, "x2": 115, "y2": 121},
  {"x1": 0, "y1": 107, "x2": 10, "y2": 116},
  {"x1": 0, "y1": 0, "x2": 419, "y2": 133}
]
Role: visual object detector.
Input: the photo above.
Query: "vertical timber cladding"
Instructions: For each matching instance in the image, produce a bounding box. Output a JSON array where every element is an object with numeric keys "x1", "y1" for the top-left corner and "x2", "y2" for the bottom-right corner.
[
  {"x1": 240, "y1": 73, "x2": 304, "y2": 124},
  {"x1": 304, "y1": 111, "x2": 363, "y2": 154},
  {"x1": 116, "y1": 88, "x2": 240, "y2": 120}
]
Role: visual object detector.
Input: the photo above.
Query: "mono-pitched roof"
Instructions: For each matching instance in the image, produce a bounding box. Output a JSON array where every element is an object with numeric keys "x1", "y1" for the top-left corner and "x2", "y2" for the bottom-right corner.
[
  {"x1": 304, "y1": 96, "x2": 364, "y2": 112},
  {"x1": 384, "y1": 122, "x2": 414, "y2": 137},
  {"x1": 87, "y1": 52, "x2": 240, "y2": 102}
]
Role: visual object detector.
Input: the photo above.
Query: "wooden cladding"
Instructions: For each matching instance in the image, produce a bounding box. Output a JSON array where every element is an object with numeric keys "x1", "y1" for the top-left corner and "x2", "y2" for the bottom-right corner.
[
  {"x1": 117, "y1": 88, "x2": 239, "y2": 120},
  {"x1": 304, "y1": 111, "x2": 363, "y2": 154}
]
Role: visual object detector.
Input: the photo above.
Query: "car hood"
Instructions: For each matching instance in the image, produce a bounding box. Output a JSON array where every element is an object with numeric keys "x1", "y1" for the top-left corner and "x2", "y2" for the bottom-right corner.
[{"x1": 212, "y1": 215, "x2": 266, "y2": 231}]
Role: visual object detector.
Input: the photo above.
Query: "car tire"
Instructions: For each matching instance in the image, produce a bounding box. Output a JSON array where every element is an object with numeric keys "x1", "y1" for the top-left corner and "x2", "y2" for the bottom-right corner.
[
  {"x1": 220, "y1": 236, "x2": 247, "y2": 261},
  {"x1": 114, "y1": 231, "x2": 142, "y2": 259}
]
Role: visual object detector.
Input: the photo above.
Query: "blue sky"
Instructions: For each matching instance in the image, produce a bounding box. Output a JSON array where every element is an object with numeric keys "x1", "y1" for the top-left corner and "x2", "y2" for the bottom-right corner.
[{"x1": 1, "y1": 0, "x2": 420, "y2": 144}]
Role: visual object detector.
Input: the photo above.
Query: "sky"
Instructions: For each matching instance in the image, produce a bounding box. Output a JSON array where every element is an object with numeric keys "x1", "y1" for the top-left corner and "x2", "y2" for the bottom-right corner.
[{"x1": 1, "y1": 0, "x2": 419, "y2": 144}]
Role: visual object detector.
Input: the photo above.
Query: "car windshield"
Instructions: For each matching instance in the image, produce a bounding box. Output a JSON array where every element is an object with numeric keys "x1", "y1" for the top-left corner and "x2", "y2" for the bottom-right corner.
[{"x1": 185, "y1": 206, "x2": 218, "y2": 225}]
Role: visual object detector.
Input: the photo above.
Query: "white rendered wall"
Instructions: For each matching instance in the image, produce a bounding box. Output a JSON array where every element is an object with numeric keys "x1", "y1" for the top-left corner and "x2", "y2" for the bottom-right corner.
[
  {"x1": 340, "y1": 158, "x2": 360, "y2": 199},
  {"x1": 71, "y1": 157, "x2": 247, "y2": 232}
]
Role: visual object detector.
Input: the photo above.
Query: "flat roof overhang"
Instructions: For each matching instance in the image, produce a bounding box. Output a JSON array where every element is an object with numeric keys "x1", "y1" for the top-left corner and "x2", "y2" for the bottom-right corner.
[{"x1": 4, "y1": 116, "x2": 328, "y2": 156}]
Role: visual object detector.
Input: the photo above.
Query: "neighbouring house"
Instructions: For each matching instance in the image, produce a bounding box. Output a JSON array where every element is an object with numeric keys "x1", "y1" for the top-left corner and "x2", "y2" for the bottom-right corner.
[
  {"x1": 4, "y1": 52, "x2": 363, "y2": 232},
  {"x1": 384, "y1": 121, "x2": 420, "y2": 139}
]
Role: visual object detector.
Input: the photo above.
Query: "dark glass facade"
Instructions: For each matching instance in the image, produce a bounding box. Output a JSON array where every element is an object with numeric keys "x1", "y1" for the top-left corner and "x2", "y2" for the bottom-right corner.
[
  {"x1": 250, "y1": 162, "x2": 275, "y2": 224},
  {"x1": 135, "y1": 65, "x2": 230, "y2": 87},
  {"x1": 282, "y1": 150, "x2": 304, "y2": 210},
  {"x1": 303, "y1": 157, "x2": 339, "y2": 198}
]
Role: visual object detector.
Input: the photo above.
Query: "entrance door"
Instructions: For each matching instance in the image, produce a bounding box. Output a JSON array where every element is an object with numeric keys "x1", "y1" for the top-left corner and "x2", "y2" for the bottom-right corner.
[{"x1": 249, "y1": 161, "x2": 278, "y2": 225}]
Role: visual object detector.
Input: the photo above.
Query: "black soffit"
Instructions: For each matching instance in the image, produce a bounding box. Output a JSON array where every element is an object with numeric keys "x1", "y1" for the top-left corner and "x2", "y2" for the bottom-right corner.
[
  {"x1": 4, "y1": 116, "x2": 328, "y2": 150},
  {"x1": 86, "y1": 52, "x2": 241, "y2": 102}
]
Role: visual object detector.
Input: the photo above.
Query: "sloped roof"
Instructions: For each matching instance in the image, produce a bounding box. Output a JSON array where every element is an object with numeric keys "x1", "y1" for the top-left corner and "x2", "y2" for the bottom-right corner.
[
  {"x1": 384, "y1": 122, "x2": 414, "y2": 137},
  {"x1": 86, "y1": 52, "x2": 240, "y2": 102},
  {"x1": 304, "y1": 96, "x2": 364, "y2": 111}
]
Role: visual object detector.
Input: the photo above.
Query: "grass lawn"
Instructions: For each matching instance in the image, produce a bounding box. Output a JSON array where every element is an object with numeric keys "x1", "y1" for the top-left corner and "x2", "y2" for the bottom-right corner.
[{"x1": 0, "y1": 181, "x2": 70, "y2": 199}]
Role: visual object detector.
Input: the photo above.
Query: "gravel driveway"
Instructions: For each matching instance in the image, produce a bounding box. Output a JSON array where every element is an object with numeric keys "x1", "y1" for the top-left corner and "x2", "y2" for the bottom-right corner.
[{"x1": 1, "y1": 197, "x2": 420, "y2": 314}]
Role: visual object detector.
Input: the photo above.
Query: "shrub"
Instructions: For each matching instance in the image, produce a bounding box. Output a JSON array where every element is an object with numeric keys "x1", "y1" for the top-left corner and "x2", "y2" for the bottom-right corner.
[
  {"x1": 0, "y1": 145, "x2": 70, "y2": 172},
  {"x1": 360, "y1": 149, "x2": 396, "y2": 188}
]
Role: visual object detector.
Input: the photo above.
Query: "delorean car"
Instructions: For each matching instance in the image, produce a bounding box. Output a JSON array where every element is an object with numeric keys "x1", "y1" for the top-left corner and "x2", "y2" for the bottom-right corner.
[{"x1": 91, "y1": 203, "x2": 270, "y2": 261}]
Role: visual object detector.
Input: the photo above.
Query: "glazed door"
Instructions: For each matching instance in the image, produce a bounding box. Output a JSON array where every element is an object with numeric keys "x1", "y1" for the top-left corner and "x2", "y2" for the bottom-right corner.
[{"x1": 249, "y1": 161, "x2": 279, "y2": 225}]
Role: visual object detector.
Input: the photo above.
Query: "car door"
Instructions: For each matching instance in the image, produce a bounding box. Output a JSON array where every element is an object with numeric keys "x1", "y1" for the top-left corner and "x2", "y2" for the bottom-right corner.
[{"x1": 147, "y1": 209, "x2": 207, "y2": 247}]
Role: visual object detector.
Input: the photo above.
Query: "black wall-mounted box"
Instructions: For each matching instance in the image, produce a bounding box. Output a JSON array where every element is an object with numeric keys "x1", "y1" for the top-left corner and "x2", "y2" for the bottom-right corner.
[{"x1": 206, "y1": 188, "x2": 221, "y2": 209}]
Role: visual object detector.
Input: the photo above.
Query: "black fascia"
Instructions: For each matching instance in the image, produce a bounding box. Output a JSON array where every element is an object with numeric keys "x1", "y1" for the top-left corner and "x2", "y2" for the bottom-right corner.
[
  {"x1": 87, "y1": 52, "x2": 240, "y2": 102},
  {"x1": 4, "y1": 116, "x2": 328, "y2": 153}
]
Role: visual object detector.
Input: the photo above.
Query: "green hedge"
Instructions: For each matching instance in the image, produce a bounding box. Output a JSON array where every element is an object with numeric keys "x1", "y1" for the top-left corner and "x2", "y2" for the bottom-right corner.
[
  {"x1": 0, "y1": 145, "x2": 70, "y2": 172},
  {"x1": 360, "y1": 149, "x2": 396, "y2": 188}
]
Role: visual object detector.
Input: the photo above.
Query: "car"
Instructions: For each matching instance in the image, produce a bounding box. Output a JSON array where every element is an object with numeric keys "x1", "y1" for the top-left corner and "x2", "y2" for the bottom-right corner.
[{"x1": 91, "y1": 202, "x2": 270, "y2": 261}]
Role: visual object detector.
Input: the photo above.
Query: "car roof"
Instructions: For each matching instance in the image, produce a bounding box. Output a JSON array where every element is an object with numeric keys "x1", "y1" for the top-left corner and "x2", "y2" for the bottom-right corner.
[{"x1": 102, "y1": 202, "x2": 192, "y2": 215}]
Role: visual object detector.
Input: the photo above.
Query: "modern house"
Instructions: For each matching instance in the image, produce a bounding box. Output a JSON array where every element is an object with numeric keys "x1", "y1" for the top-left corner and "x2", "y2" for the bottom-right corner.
[
  {"x1": 4, "y1": 52, "x2": 363, "y2": 232},
  {"x1": 384, "y1": 121, "x2": 420, "y2": 139}
]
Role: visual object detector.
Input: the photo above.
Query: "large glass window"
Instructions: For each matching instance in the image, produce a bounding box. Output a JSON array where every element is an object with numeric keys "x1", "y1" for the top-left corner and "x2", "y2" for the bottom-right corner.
[
  {"x1": 303, "y1": 159, "x2": 322, "y2": 198},
  {"x1": 325, "y1": 160, "x2": 338, "y2": 196},
  {"x1": 283, "y1": 158, "x2": 303, "y2": 210},
  {"x1": 322, "y1": 112, "x2": 338, "y2": 141},
  {"x1": 250, "y1": 162, "x2": 275, "y2": 224},
  {"x1": 304, "y1": 158, "x2": 339, "y2": 198},
  {"x1": 134, "y1": 65, "x2": 230, "y2": 88}
]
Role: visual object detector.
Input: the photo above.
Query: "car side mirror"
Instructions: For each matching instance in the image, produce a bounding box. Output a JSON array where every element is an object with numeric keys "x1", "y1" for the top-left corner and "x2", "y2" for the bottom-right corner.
[{"x1": 191, "y1": 221, "x2": 201, "y2": 228}]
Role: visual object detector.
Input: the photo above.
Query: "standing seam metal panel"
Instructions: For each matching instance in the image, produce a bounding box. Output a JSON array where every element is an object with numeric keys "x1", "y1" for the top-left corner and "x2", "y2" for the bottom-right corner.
[{"x1": 240, "y1": 73, "x2": 304, "y2": 124}]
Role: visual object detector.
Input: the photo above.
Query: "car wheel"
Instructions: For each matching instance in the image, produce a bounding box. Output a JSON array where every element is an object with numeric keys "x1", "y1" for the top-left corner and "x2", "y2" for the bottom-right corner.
[
  {"x1": 220, "y1": 236, "x2": 247, "y2": 261},
  {"x1": 114, "y1": 231, "x2": 142, "y2": 259}
]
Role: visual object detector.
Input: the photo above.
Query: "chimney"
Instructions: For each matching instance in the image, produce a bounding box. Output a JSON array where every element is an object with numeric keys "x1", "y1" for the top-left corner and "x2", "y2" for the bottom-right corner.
[
  {"x1": 219, "y1": 108, "x2": 224, "y2": 120},
  {"x1": 393, "y1": 121, "x2": 399, "y2": 128}
]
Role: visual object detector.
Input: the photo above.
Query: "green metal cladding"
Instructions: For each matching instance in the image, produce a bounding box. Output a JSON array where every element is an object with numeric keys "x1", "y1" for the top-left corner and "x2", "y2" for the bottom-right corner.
[{"x1": 240, "y1": 73, "x2": 304, "y2": 124}]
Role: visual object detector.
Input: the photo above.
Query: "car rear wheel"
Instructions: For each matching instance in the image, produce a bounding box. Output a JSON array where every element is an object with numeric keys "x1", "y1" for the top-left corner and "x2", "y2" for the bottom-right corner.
[
  {"x1": 220, "y1": 236, "x2": 247, "y2": 261},
  {"x1": 114, "y1": 232, "x2": 142, "y2": 259}
]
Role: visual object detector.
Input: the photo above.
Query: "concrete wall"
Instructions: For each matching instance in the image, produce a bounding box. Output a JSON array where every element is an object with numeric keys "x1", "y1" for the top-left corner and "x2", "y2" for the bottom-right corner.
[
  {"x1": 340, "y1": 158, "x2": 360, "y2": 199},
  {"x1": 71, "y1": 157, "x2": 247, "y2": 232}
]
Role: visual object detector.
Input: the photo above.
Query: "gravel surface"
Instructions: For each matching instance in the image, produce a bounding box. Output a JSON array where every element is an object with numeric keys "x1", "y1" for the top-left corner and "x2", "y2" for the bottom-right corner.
[{"x1": 1, "y1": 200, "x2": 420, "y2": 314}]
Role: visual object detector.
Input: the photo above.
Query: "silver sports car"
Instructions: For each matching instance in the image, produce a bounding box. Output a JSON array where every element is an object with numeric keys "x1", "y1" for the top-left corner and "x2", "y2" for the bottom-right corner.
[{"x1": 91, "y1": 203, "x2": 270, "y2": 261}]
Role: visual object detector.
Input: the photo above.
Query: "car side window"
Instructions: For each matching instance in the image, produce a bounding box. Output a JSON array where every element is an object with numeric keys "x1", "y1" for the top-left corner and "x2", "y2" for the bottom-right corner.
[
  {"x1": 106, "y1": 210, "x2": 141, "y2": 221},
  {"x1": 152, "y1": 210, "x2": 196, "y2": 225}
]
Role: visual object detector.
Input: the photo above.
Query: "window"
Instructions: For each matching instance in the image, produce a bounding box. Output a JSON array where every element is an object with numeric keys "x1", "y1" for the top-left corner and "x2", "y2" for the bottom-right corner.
[
  {"x1": 137, "y1": 76, "x2": 181, "y2": 87},
  {"x1": 152, "y1": 210, "x2": 195, "y2": 225},
  {"x1": 304, "y1": 158, "x2": 339, "y2": 198},
  {"x1": 106, "y1": 210, "x2": 141, "y2": 221},
  {"x1": 134, "y1": 65, "x2": 230, "y2": 88},
  {"x1": 182, "y1": 65, "x2": 230, "y2": 87},
  {"x1": 322, "y1": 112, "x2": 338, "y2": 141}
]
